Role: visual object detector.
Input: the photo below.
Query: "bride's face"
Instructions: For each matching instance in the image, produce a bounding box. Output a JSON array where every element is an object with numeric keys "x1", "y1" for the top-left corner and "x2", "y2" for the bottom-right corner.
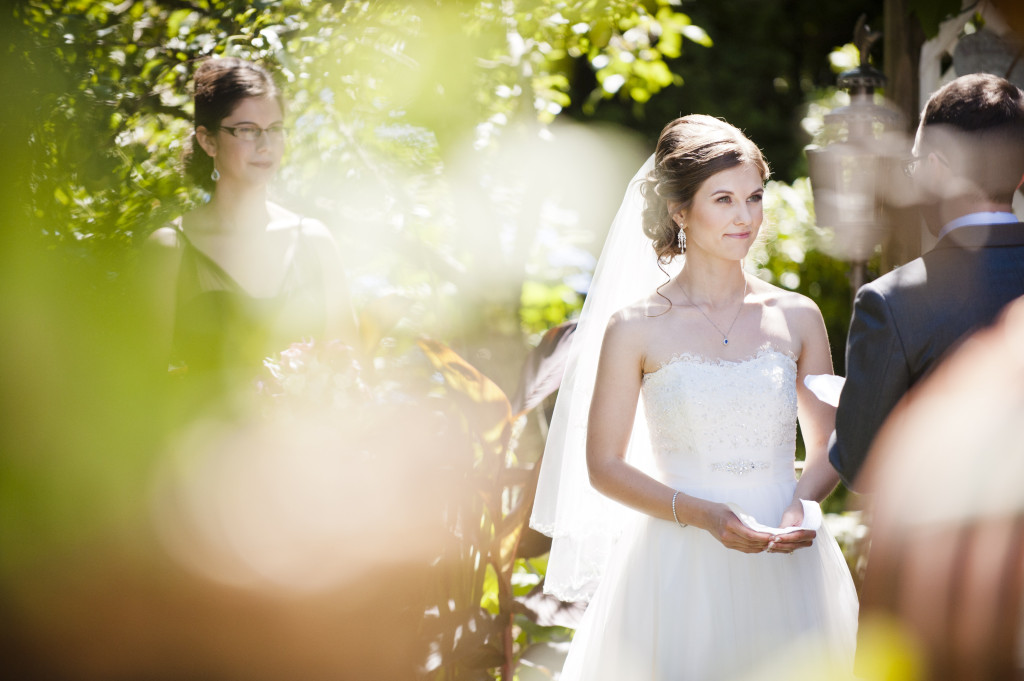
[{"x1": 678, "y1": 163, "x2": 764, "y2": 261}]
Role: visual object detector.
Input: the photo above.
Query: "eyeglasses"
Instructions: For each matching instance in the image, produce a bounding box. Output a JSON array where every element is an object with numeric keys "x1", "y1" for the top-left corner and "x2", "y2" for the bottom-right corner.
[
  {"x1": 902, "y1": 155, "x2": 921, "y2": 178},
  {"x1": 903, "y1": 150, "x2": 950, "y2": 178},
  {"x1": 219, "y1": 124, "x2": 286, "y2": 142}
]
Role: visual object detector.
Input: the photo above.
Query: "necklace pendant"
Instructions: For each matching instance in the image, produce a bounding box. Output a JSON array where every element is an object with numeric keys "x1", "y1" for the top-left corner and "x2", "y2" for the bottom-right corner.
[{"x1": 723, "y1": 338, "x2": 729, "y2": 345}]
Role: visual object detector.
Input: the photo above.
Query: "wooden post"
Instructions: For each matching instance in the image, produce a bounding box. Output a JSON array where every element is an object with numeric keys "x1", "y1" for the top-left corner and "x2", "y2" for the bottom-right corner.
[{"x1": 881, "y1": 0, "x2": 927, "y2": 272}]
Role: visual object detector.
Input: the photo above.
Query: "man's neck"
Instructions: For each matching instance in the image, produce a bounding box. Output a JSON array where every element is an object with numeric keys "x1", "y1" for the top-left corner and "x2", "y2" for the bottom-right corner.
[
  {"x1": 938, "y1": 197, "x2": 1013, "y2": 227},
  {"x1": 935, "y1": 206, "x2": 1019, "y2": 241}
]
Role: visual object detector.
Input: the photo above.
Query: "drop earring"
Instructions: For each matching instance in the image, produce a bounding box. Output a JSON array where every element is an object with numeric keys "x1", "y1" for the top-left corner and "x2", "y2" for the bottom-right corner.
[
  {"x1": 211, "y1": 167, "x2": 221, "y2": 182},
  {"x1": 677, "y1": 224, "x2": 686, "y2": 253}
]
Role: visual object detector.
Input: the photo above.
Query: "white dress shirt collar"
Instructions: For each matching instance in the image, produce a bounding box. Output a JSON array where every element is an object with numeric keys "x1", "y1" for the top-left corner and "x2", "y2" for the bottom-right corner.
[{"x1": 938, "y1": 211, "x2": 1019, "y2": 241}]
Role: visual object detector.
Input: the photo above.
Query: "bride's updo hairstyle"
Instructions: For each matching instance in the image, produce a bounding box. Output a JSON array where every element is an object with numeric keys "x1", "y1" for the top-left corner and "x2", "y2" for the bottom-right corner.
[
  {"x1": 642, "y1": 114, "x2": 769, "y2": 263},
  {"x1": 182, "y1": 57, "x2": 283, "y2": 192}
]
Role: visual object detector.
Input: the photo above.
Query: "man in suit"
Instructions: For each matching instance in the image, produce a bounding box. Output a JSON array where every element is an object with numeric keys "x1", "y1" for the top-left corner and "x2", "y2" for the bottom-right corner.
[{"x1": 829, "y1": 72, "x2": 1024, "y2": 489}]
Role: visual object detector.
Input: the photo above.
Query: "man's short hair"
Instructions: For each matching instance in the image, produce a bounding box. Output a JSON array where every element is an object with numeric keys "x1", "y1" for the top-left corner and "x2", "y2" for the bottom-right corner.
[{"x1": 918, "y1": 73, "x2": 1024, "y2": 204}]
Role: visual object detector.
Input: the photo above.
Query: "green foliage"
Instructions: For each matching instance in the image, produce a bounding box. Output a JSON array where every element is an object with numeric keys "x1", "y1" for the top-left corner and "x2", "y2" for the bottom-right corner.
[
  {"x1": 14, "y1": 0, "x2": 706, "y2": 242},
  {"x1": 519, "y1": 281, "x2": 583, "y2": 338},
  {"x1": 752, "y1": 176, "x2": 852, "y2": 369},
  {"x1": 5, "y1": 1, "x2": 882, "y2": 677},
  {"x1": 474, "y1": 0, "x2": 709, "y2": 123},
  {"x1": 909, "y1": 0, "x2": 965, "y2": 39},
  {"x1": 416, "y1": 335, "x2": 576, "y2": 680},
  {"x1": 828, "y1": 42, "x2": 862, "y2": 72},
  {"x1": 11, "y1": 0, "x2": 710, "y2": 362},
  {"x1": 561, "y1": 0, "x2": 886, "y2": 183},
  {"x1": 17, "y1": 1, "x2": 253, "y2": 247}
]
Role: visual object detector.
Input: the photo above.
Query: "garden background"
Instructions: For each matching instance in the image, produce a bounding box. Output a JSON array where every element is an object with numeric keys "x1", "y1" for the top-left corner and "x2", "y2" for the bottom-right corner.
[{"x1": 0, "y1": 1, "x2": 970, "y2": 679}]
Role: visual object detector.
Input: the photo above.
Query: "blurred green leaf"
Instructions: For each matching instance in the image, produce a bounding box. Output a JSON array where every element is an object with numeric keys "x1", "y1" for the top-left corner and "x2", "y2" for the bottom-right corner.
[{"x1": 909, "y1": 0, "x2": 964, "y2": 39}]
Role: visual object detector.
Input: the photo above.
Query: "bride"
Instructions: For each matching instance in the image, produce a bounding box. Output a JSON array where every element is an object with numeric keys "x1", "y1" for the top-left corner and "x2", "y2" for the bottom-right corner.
[{"x1": 531, "y1": 115, "x2": 857, "y2": 680}]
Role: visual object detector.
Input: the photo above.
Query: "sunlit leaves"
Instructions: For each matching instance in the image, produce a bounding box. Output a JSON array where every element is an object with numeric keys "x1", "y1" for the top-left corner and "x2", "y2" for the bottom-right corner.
[
  {"x1": 752, "y1": 177, "x2": 819, "y2": 291},
  {"x1": 519, "y1": 281, "x2": 581, "y2": 336},
  {"x1": 749, "y1": 176, "x2": 852, "y2": 375},
  {"x1": 492, "y1": 0, "x2": 711, "y2": 121},
  {"x1": 828, "y1": 42, "x2": 861, "y2": 73},
  {"x1": 417, "y1": 337, "x2": 513, "y2": 460},
  {"x1": 14, "y1": 0, "x2": 710, "y2": 356},
  {"x1": 909, "y1": 0, "x2": 964, "y2": 39}
]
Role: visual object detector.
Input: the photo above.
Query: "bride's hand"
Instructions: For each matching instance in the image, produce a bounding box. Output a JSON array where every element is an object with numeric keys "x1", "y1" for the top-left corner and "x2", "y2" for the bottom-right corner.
[
  {"x1": 778, "y1": 499, "x2": 805, "y2": 529},
  {"x1": 767, "y1": 500, "x2": 816, "y2": 553},
  {"x1": 706, "y1": 503, "x2": 772, "y2": 553}
]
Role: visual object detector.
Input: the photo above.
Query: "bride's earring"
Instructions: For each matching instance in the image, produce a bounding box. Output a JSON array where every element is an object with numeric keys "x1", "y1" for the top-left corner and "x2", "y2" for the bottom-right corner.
[
  {"x1": 211, "y1": 167, "x2": 221, "y2": 182},
  {"x1": 676, "y1": 223, "x2": 686, "y2": 253}
]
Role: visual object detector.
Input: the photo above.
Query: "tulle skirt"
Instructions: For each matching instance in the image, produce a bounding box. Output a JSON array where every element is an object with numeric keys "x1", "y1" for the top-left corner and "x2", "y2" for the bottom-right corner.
[{"x1": 558, "y1": 477, "x2": 858, "y2": 681}]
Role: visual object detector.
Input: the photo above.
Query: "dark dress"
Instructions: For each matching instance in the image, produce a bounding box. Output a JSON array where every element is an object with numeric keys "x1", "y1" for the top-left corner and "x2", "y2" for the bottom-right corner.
[{"x1": 170, "y1": 221, "x2": 326, "y2": 406}]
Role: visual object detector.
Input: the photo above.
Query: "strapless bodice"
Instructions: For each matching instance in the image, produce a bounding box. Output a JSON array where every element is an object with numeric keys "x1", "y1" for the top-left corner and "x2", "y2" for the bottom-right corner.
[
  {"x1": 641, "y1": 346, "x2": 798, "y2": 487},
  {"x1": 561, "y1": 344, "x2": 858, "y2": 681}
]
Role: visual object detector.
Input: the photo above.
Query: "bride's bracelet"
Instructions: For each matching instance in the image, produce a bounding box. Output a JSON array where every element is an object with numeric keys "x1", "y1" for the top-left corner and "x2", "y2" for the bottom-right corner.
[{"x1": 671, "y1": 490, "x2": 688, "y2": 528}]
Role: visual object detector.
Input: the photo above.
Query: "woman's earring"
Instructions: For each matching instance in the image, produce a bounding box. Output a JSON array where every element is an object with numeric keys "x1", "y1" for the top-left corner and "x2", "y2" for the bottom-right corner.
[
  {"x1": 211, "y1": 167, "x2": 221, "y2": 182},
  {"x1": 677, "y1": 224, "x2": 686, "y2": 253}
]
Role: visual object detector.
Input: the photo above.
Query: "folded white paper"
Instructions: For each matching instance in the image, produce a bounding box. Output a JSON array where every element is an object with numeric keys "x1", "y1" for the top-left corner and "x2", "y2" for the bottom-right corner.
[
  {"x1": 726, "y1": 498, "x2": 822, "y2": 535},
  {"x1": 803, "y1": 374, "x2": 845, "y2": 407}
]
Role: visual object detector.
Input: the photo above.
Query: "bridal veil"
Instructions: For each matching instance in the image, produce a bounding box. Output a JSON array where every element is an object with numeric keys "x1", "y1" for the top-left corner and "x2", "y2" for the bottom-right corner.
[{"x1": 530, "y1": 155, "x2": 682, "y2": 601}]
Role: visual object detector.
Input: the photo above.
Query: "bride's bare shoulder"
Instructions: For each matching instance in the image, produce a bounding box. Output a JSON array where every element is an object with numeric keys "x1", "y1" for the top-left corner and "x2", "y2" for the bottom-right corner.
[
  {"x1": 750, "y1": 278, "x2": 820, "y2": 314},
  {"x1": 748, "y1": 278, "x2": 827, "y2": 352},
  {"x1": 595, "y1": 299, "x2": 662, "y2": 374},
  {"x1": 604, "y1": 292, "x2": 672, "y2": 347},
  {"x1": 609, "y1": 290, "x2": 674, "y2": 325}
]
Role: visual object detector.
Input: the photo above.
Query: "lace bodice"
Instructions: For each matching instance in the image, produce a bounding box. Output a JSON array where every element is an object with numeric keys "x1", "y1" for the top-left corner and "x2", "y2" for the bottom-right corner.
[{"x1": 642, "y1": 346, "x2": 798, "y2": 486}]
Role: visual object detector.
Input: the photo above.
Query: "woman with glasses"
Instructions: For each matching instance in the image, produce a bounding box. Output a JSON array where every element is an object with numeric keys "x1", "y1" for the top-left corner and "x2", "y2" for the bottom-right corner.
[{"x1": 145, "y1": 57, "x2": 356, "y2": 403}]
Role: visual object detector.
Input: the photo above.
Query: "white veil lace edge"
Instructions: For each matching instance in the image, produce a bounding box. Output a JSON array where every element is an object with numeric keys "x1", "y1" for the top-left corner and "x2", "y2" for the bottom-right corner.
[{"x1": 530, "y1": 155, "x2": 682, "y2": 602}]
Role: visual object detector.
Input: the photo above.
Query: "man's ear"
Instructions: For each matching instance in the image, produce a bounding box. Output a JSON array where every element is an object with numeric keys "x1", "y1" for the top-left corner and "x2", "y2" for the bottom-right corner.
[
  {"x1": 196, "y1": 126, "x2": 218, "y2": 158},
  {"x1": 921, "y1": 149, "x2": 960, "y2": 195},
  {"x1": 925, "y1": 150, "x2": 951, "y2": 174}
]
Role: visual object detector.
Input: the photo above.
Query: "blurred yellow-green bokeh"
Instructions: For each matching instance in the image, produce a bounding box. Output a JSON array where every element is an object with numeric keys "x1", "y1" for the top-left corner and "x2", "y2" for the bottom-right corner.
[{"x1": 1, "y1": 1, "x2": 924, "y2": 678}]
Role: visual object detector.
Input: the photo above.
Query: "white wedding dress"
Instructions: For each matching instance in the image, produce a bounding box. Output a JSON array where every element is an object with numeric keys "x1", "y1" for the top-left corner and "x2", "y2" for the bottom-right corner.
[{"x1": 558, "y1": 346, "x2": 858, "y2": 680}]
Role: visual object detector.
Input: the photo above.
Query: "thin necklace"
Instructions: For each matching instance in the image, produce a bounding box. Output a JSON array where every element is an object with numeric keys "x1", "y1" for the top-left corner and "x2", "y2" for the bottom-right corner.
[{"x1": 677, "y1": 277, "x2": 748, "y2": 346}]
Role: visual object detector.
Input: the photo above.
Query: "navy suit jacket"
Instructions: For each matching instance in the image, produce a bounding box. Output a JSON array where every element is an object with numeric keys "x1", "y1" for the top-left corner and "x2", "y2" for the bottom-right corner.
[{"x1": 829, "y1": 222, "x2": 1024, "y2": 488}]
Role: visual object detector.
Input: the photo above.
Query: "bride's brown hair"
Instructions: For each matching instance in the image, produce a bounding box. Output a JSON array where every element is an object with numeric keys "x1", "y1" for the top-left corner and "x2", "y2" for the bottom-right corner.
[{"x1": 641, "y1": 115, "x2": 770, "y2": 265}]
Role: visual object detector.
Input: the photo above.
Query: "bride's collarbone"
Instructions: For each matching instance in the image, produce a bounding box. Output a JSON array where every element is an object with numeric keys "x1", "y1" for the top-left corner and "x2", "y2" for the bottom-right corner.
[{"x1": 643, "y1": 321, "x2": 795, "y2": 369}]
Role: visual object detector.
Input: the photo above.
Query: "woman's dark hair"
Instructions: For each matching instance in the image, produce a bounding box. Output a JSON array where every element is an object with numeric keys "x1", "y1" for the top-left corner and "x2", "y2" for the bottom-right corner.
[
  {"x1": 182, "y1": 57, "x2": 283, "y2": 192},
  {"x1": 641, "y1": 115, "x2": 769, "y2": 264}
]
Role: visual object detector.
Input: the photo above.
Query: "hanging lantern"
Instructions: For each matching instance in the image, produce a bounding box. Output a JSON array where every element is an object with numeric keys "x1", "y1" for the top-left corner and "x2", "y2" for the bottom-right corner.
[{"x1": 806, "y1": 17, "x2": 906, "y2": 286}]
